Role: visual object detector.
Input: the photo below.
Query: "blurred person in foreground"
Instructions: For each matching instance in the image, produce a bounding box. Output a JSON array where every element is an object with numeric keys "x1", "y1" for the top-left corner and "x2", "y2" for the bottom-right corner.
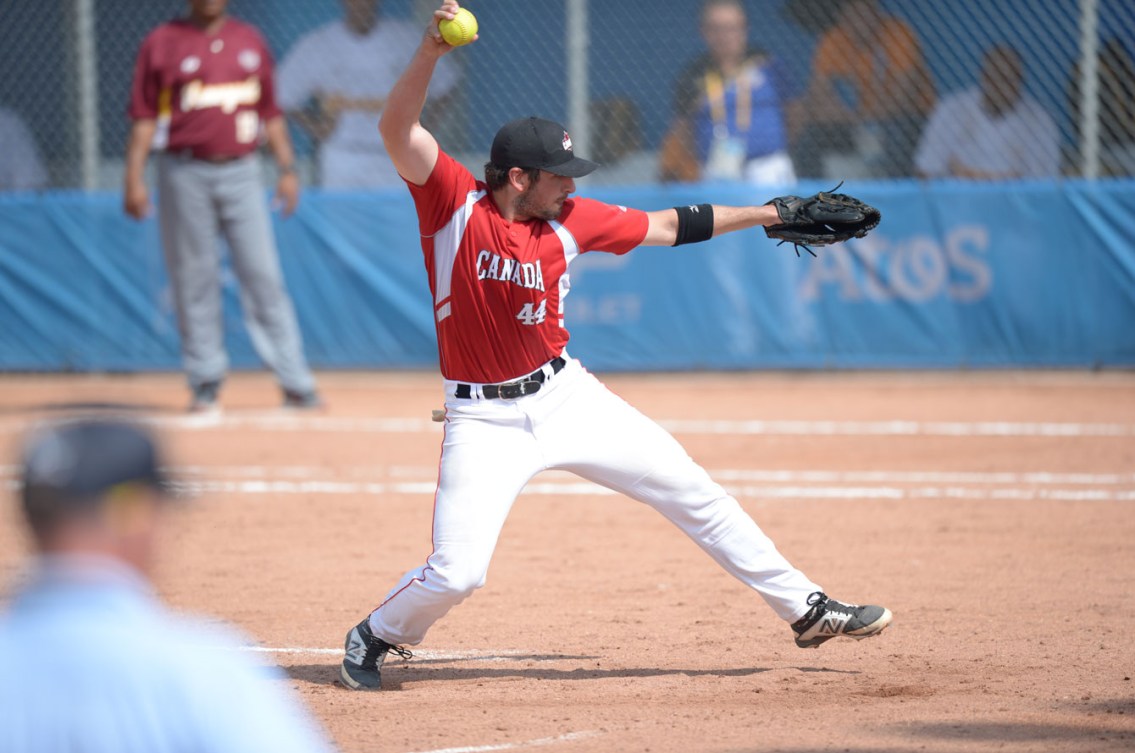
[
  {"x1": 0, "y1": 105, "x2": 48, "y2": 190},
  {"x1": 791, "y1": 0, "x2": 934, "y2": 178},
  {"x1": 915, "y1": 44, "x2": 1059, "y2": 179},
  {"x1": 0, "y1": 418, "x2": 335, "y2": 753},
  {"x1": 124, "y1": 0, "x2": 322, "y2": 413},
  {"x1": 277, "y1": 0, "x2": 460, "y2": 188},
  {"x1": 660, "y1": 0, "x2": 796, "y2": 185}
]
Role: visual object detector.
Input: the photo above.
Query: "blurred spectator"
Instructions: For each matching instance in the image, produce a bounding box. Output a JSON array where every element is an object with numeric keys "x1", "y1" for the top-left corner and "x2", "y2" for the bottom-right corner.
[
  {"x1": 277, "y1": 0, "x2": 460, "y2": 188},
  {"x1": 660, "y1": 0, "x2": 795, "y2": 185},
  {"x1": 0, "y1": 418, "x2": 335, "y2": 753},
  {"x1": 587, "y1": 97, "x2": 657, "y2": 185},
  {"x1": 0, "y1": 105, "x2": 48, "y2": 190},
  {"x1": 124, "y1": 0, "x2": 322, "y2": 413},
  {"x1": 915, "y1": 45, "x2": 1059, "y2": 179},
  {"x1": 1066, "y1": 37, "x2": 1135, "y2": 177},
  {"x1": 792, "y1": 0, "x2": 934, "y2": 178}
]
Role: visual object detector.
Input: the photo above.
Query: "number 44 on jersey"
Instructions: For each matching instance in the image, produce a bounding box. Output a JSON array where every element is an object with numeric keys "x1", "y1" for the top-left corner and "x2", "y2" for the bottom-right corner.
[{"x1": 516, "y1": 300, "x2": 547, "y2": 326}]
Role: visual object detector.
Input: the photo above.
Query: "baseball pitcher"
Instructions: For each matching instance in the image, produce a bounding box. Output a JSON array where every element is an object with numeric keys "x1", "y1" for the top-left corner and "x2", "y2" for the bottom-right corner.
[{"x1": 340, "y1": 1, "x2": 888, "y2": 691}]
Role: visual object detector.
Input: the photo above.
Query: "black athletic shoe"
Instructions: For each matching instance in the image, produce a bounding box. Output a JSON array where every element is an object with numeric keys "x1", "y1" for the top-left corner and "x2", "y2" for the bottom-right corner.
[
  {"x1": 791, "y1": 591, "x2": 892, "y2": 648},
  {"x1": 189, "y1": 381, "x2": 221, "y2": 414},
  {"x1": 339, "y1": 617, "x2": 412, "y2": 690},
  {"x1": 282, "y1": 389, "x2": 324, "y2": 410}
]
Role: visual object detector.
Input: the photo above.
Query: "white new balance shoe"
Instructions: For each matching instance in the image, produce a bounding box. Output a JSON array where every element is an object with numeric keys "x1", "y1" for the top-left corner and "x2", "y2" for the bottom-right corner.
[{"x1": 791, "y1": 591, "x2": 893, "y2": 648}]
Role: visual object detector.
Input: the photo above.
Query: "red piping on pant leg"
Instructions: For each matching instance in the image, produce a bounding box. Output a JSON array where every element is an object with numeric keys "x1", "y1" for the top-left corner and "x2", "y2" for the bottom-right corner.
[{"x1": 371, "y1": 412, "x2": 449, "y2": 613}]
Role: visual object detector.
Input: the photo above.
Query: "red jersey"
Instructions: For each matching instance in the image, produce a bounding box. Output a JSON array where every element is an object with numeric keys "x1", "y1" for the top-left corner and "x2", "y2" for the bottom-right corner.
[
  {"x1": 407, "y1": 151, "x2": 649, "y2": 383},
  {"x1": 128, "y1": 17, "x2": 281, "y2": 159}
]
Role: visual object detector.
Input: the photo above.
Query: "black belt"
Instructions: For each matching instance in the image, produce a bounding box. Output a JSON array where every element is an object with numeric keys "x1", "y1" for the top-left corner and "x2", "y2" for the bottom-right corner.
[
  {"x1": 455, "y1": 357, "x2": 565, "y2": 399},
  {"x1": 170, "y1": 149, "x2": 244, "y2": 164}
]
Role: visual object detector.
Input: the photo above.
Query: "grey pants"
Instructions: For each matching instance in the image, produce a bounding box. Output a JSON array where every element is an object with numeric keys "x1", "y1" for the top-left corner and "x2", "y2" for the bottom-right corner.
[{"x1": 157, "y1": 154, "x2": 315, "y2": 394}]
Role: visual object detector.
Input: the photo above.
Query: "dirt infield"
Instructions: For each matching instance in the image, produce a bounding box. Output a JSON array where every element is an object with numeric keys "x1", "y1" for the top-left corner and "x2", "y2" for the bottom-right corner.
[{"x1": 1, "y1": 370, "x2": 1133, "y2": 752}]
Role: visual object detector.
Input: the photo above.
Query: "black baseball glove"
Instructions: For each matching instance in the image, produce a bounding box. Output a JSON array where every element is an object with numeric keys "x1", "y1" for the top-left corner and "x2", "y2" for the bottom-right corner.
[{"x1": 764, "y1": 183, "x2": 881, "y2": 256}]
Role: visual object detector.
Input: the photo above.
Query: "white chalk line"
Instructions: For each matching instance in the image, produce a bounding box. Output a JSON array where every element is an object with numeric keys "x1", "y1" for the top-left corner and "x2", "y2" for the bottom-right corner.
[
  {"x1": 665, "y1": 418, "x2": 1135, "y2": 437},
  {"x1": 4, "y1": 464, "x2": 1133, "y2": 487},
  {"x1": 406, "y1": 731, "x2": 600, "y2": 753},
  {"x1": 711, "y1": 468, "x2": 1135, "y2": 484},
  {"x1": 163, "y1": 466, "x2": 1135, "y2": 486},
  {"x1": 5, "y1": 477, "x2": 1131, "y2": 501},
  {"x1": 4, "y1": 462, "x2": 1135, "y2": 501},
  {"x1": 168, "y1": 416, "x2": 1135, "y2": 437},
  {"x1": 2, "y1": 414, "x2": 1134, "y2": 437},
  {"x1": 237, "y1": 646, "x2": 530, "y2": 662}
]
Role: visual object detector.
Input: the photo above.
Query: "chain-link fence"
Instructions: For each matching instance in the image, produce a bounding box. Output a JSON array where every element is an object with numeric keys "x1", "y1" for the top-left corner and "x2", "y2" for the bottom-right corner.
[{"x1": 1, "y1": 0, "x2": 1132, "y2": 190}]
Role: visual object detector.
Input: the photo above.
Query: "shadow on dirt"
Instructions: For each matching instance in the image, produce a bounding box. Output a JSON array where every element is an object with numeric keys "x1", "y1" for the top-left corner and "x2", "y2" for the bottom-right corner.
[
  {"x1": 903, "y1": 720, "x2": 1133, "y2": 746},
  {"x1": 0, "y1": 401, "x2": 172, "y2": 416},
  {"x1": 722, "y1": 720, "x2": 1132, "y2": 753},
  {"x1": 285, "y1": 660, "x2": 859, "y2": 688}
]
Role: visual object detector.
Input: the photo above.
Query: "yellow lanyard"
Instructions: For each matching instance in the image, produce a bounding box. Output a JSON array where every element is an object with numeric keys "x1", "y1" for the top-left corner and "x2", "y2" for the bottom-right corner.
[{"x1": 705, "y1": 67, "x2": 751, "y2": 134}]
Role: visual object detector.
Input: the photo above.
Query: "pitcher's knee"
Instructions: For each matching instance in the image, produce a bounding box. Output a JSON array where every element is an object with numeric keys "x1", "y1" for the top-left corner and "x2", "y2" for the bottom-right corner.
[
  {"x1": 633, "y1": 465, "x2": 728, "y2": 510},
  {"x1": 427, "y1": 562, "x2": 487, "y2": 599}
]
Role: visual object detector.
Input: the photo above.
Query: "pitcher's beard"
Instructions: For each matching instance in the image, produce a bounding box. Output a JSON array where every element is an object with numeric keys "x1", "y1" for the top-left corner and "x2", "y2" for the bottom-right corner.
[{"x1": 515, "y1": 192, "x2": 564, "y2": 221}]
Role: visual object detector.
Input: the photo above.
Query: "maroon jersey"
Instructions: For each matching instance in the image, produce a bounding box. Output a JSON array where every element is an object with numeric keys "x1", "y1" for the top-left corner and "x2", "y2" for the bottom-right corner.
[
  {"x1": 128, "y1": 17, "x2": 281, "y2": 158},
  {"x1": 407, "y1": 151, "x2": 649, "y2": 384}
]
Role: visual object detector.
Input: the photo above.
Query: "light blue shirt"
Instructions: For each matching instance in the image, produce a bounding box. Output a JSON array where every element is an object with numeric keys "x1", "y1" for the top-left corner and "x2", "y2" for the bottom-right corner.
[
  {"x1": 914, "y1": 88, "x2": 1060, "y2": 178},
  {"x1": 0, "y1": 555, "x2": 335, "y2": 753},
  {"x1": 0, "y1": 106, "x2": 48, "y2": 190}
]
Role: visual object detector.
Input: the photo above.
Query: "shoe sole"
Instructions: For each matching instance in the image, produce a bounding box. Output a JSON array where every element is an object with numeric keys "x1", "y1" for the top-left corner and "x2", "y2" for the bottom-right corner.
[
  {"x1": 339, "y1": 662, "x2": 381, "y2": 691},
  {"x1": 796, "y1": 607, "x2": 893, "y2": 649}
]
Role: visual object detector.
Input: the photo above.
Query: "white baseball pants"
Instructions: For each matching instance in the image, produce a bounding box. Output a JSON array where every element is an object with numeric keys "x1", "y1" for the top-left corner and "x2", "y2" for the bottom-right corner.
[{"x1": 370, "y1": 356, "x2": 821, "y2": 646}]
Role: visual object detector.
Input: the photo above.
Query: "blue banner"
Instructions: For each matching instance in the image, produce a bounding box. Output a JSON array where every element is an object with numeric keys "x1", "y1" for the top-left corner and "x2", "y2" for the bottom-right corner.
[{"x1": 1, "y1": 180, "x2": 1133, "y2": 372}]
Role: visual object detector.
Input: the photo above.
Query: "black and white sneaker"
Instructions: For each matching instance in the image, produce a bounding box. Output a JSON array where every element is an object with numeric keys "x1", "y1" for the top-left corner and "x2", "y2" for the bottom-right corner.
[
  {"x1": 282, "y1": 389, "x2": 324, "y2": 411},
  {"x1": 339, "y1": 617, "x2": 412, "y2": 690},
  {"x1": 791, "y1": 591, "x2": 892, "y2": 648},
  {"x1": 189, "y1": 381, "x2": 221, "y2": 414}
]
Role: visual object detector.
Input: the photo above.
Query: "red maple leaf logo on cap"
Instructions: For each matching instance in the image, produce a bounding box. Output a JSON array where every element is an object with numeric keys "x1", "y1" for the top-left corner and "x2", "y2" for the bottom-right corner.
[{"x1": 562, "y1": 131, "x2": 573, "y2": 151}]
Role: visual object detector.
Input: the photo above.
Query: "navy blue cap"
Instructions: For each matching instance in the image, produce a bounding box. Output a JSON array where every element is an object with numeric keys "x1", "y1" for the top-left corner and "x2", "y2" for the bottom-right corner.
[
  {"x1": 490, "y1": 117, "x2": 599, "y2": 177},
  {"x1": 20, "y1": 419, "x2": 172, "y2": 523}
]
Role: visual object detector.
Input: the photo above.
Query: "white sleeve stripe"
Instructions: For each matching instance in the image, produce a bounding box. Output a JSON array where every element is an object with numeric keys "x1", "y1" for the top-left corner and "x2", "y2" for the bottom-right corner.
[
  {"x1": 431, "y1": 189, "x2": 485, "y2": 305},
  {"x1": 548, "y1": 220, "x2": 580, "y2": 267},
  {"x1": 549, "y1": 220, "x2": 580, "y2": 331}
]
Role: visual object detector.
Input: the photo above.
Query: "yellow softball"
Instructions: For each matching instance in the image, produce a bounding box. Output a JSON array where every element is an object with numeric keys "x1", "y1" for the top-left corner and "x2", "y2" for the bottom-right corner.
[{"x1": 439, "y1": 7, "x2": 478, "y2": 47}]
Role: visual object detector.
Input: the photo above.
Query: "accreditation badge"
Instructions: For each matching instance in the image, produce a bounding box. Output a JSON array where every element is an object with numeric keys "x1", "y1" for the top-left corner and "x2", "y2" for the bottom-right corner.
[{"x1": 705, "y1": 127, "x2": 747, "y2": 180}]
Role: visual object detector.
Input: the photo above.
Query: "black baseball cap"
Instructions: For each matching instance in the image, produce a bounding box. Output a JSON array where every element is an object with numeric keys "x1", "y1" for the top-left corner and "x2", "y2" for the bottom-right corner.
[
  {"x1": 20, "y1": 419, "x2": 173, "y2": 527},
  {"x1": 489, "y1": 117, "x2": 599, "y2": 178}
]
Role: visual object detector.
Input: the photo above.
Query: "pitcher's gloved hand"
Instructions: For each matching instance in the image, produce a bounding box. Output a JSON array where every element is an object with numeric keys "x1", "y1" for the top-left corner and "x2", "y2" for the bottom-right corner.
[{"x1": 764, "y1": 184, "x2": 881, "y2": 256}]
